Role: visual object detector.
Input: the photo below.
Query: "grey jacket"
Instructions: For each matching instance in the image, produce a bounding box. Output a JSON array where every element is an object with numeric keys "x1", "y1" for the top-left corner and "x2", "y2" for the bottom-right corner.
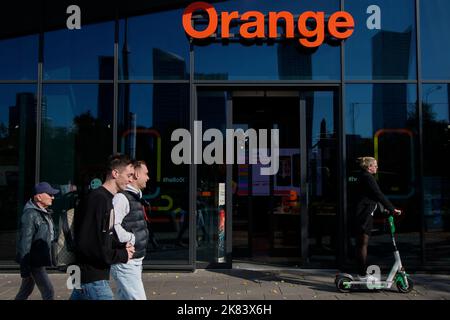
[{"x1": 16, "y1": 200, "x2": 55, "y2": 277}]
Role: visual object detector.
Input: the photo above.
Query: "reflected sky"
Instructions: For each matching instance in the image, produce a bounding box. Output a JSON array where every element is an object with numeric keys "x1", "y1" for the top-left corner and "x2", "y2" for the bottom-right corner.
[
  {"x1": 0, "y1": 35, "x2": 38, "y2": 80},
  {"x1": 421, "y1": 0, "x2": 450, "y2": 79},
  {"x1": 43, "y1": 84, "x2": 112, "y2": 127},
  {"x1": 346, "y1": 84, "x2": 417, "y2": 138},
  {"x1": 44, "y1": 22, "x2": 114, "y2": 80},
  {"x1": 423, "y1": 84, "x2": 450, "y2": 122},
  {"x1": 119, "y1": 9, "x2": 190, "y2": 80}
]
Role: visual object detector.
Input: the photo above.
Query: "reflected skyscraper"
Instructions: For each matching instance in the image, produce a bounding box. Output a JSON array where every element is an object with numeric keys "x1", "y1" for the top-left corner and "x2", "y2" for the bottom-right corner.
[
  {"x1": 371, "y1": 29, "x2": 413, "y2": 195},
  {"x1": 119, "y1": 18, "x2": 132, "y2": 155},
  {"x1": 98, "y1": 56, "x2": 114, "y2": 126},
  {"x1": 153, "y1": 48, "x2": 186, "y2": 80},
  {"x1": 372, "y1": 29, "x2": 412, "y2": 132},
  {"x1": 7, "y1": 92, "x2": 36, "y2": 214},
  {"x1": 153, "y1": 48, "x2": 188, "y2": 135}
]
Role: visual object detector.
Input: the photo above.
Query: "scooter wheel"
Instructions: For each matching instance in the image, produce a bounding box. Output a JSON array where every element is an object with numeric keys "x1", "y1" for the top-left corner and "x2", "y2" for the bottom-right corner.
[
  {"x1": 397, "y1": 276, "x2": 414, "y2": 293},
  {"x1": 336, "y1": 276, "x2": 352, "y2": 293}
]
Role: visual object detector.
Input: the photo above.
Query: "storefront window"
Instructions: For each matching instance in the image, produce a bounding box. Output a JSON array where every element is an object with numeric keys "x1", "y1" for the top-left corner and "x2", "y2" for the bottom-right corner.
[
  {"x1": 0, "y1": 85, "x2": 36, "y2": 261},
  {"x1": 344, "y1": 0, "x2": 416, "y2": 80},
  {"x1": 0, "y1": 1, "x2": 39, "y2": 80},
  {"x1": 197, "y1": 90, "x2": 229, "y2": 266},
  {"x1": 304, "y1": 90, "x2": 339, "y2": 266},
  {"x1": 43, "y1": 22, "x2": 115, "y2": 80},
  {"x1": 117, "y1": 84, "x2": 190, "y2": 264},
  {"x1": 422, "y1": 84, "x2": 450, "y2": 264},
  {"x1": 345, "y1": 84, "x2": 420, "y2": 266},
  {"x1": 421, "y1": 0, "x2": 450, "y2": 80},
  {"x1": 40, "y1": 84, "x2": 113, "y2": 216},
  {"x1": 118, "y1": 10, "x2": 190, "y2": 80},
  {"x1": 194, "y1": 0, "x2": 340, "y2": 80},
  {"x1": 0, "y1": 35, "x2": 38, "y2": 80}
]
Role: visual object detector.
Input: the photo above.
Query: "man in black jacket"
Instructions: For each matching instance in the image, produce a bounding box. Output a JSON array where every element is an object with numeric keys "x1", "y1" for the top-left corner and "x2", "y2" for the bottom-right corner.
[
  {"x1": 70, "y1": 154, "x2": 136, "y2": 300},
  {"x1": 15, "y1": 182, "x2": 59, "y2": 300}
]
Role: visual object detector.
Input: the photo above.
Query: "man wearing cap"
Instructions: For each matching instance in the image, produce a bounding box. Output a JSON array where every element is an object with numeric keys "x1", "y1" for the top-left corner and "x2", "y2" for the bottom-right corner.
[{"x1": 15, "y1": 182, "x2": 59, "y2": 300}]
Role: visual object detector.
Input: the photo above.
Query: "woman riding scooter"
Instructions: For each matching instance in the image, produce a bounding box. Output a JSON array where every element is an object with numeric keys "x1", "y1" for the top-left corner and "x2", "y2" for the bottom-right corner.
[{"x1": 354, "y1": 157, "x2": 402, "y2": 281}]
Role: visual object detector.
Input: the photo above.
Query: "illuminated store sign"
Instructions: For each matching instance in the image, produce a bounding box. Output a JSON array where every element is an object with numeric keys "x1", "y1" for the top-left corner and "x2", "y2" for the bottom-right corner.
[{"x1": 182, "y1": 1, "x2": 355, "y2": 48}]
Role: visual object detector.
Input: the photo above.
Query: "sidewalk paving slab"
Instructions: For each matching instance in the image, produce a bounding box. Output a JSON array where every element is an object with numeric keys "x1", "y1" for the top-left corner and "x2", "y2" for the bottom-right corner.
[{"x1": 1, "y1": 269, "x2": 449, "y2": 300}]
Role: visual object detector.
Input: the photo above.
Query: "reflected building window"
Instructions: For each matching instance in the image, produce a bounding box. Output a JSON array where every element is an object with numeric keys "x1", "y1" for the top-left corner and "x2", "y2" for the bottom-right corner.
[
  {"x1": 44, "y1": 22, "x2": 115, "y2": 80},
  {"x1": 118, "y1": 84, "x2": 190, "y2": 264},
  {"x1": 40, "y1": 84, "x2": 113, "y2": 201},
  {"x1": 345, "y1": 0, "x2": 416, "y2": 80},
  {"x1": 118, "y1": 11, "x2": 190, "y2": 80},
  {"x1": 345, "y1": 84, "x2": 420, "y2": 265},
  {"x1": 0, "y1": 85, "x2": 36, "y2": 260},
  {"x1": 422, "y1": 84, "x2": 450, "y2": 264}
]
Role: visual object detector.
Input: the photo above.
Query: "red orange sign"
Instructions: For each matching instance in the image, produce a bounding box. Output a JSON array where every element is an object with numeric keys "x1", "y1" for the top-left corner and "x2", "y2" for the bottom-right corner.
[{"x1": 183, "y1": 1, "x2": 355, "y2": 48}]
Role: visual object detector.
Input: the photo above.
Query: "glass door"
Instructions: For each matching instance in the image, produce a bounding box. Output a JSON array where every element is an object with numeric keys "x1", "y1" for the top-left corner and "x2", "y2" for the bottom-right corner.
[{"x1": 196, "y1": 88, "x2": 339, "y2": 267}]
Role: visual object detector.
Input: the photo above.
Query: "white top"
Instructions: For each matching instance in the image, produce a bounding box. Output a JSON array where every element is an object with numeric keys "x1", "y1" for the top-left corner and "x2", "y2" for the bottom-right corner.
[{"x1": 113, "y1": 185, "x2": 144, "y2": 264}]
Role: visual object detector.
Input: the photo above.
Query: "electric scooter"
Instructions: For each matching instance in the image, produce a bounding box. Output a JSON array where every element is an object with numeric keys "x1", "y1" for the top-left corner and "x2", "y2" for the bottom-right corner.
[{"x1": 335, "y1": 212, "x2": 414, "y2": 293}]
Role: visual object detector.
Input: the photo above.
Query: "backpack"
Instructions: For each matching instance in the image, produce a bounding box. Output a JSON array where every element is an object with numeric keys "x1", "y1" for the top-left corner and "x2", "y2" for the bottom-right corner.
[{"x1": 52, "y1": 207, "x2": 76, "y2": 268}]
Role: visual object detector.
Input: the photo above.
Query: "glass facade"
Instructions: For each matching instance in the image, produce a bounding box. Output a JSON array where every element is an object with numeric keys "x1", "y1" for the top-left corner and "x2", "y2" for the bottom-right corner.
[
  {"x1": 0, "y1": 0, "x2": 449, "y2": 270},
  {"x1": 44, "y1": 22, "x2": 115, "y2": 80},
  {"x1": 422, "y1": 84, "x2": 450, "y2": 265},
  {"x1": 0, "y1": 85, "x2": 36, "y2": 261},
  {"x1": 194, "y1": 0, "x2": 340, "y2": 80},
  {"x1": 117, "y1": 84, "x2": 190, "y2": 264},
  {"x1": 420, "y1": 0, "x2": 450, "y2": 80},
  {"x1": 344, "y1": 0, "x2": 416, "y2": 80},
  {"x1": 118, "y1": 11, "x2": 190, "y2": 80},
  {"x1": 346, "y1": 84, "x2": 421, "y2": 267}
]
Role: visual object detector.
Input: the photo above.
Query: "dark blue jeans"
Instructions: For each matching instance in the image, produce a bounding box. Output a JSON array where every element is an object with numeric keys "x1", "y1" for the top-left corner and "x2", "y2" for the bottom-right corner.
[
  {"x1": 15, "y1": 267, "x2": 54, "y2": 300},
  {"x1": 69, "y1": 280, "x2": 113, "y2": 300}
]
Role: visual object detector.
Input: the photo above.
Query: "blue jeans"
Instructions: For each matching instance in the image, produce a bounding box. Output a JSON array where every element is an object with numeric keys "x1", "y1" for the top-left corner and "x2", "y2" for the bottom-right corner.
[
  {"x1": 111, "y1": 262, "x2": 146, "y2": 300},
  {"x1": 69, "y1": 280, "x2": 113, "y2": 300}
]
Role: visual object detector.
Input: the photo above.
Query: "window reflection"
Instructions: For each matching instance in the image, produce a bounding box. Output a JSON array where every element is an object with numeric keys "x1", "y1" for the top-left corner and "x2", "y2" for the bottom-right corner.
[
  {"x1": 118, "y1": 84, "x2": 190, "y2": 264},
  {"x1": 0, "y1": 85, "x2": 36, "y2": 260},
  {"x1": 0, "y1": 35, "x2": 38, "y2": 80},
  {"x1": 422, "y1": 84, "x2": 450, "y2": 264},
  {"x1": 197, "y1": 90, "x2": 228, "y2": 265},
  {"x1": 304, "y1": 91, "x2": 338, "y2": 264},
  {"x1": 345, "y1": 0, "x2": 416, "y2": 80},
  {"x1": 345, "y1": 84, "x2": 420, "y2": 265},
  {"x1": 118, "y1": 10, "x2": 190, "y2": 80},
  {"x1": 421, "y1": 0, "x2": 450, "y2": 79},
  {"x1": 40, "y1": 85, "x2": 113, "y2": 201},
  {"x1": 194, "y1": 0, "x2": 340, "y2": 80},
  {"x1": 44, "y1": 22, "x2": 115, "y2": 80}
]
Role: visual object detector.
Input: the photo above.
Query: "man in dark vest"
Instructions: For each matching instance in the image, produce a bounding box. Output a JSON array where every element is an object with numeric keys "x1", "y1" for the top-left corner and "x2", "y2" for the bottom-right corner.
[{"x1": 111, "y1": 160, "x2": 150, "y2": 300}]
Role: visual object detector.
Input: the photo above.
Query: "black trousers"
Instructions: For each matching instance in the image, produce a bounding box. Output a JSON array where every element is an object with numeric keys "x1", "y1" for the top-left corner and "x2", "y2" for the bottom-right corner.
[{"x1": 15, "y1": 267, "x2": 54, "y2": 300}]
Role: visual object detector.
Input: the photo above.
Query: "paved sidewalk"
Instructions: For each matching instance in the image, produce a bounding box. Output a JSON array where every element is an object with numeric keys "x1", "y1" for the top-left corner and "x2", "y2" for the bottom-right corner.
[{"x1": 1, "y1": 266, "x2": 449, "y2": 300}]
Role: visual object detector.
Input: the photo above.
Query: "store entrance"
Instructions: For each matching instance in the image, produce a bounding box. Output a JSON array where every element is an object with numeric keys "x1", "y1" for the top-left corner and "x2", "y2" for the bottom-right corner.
[
  {"x1": 231, "y1": 93, "x2": 304, "y2": 265},
  {"x1": 195, "y1": 88, "x2": 339, "y2": 268}
]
